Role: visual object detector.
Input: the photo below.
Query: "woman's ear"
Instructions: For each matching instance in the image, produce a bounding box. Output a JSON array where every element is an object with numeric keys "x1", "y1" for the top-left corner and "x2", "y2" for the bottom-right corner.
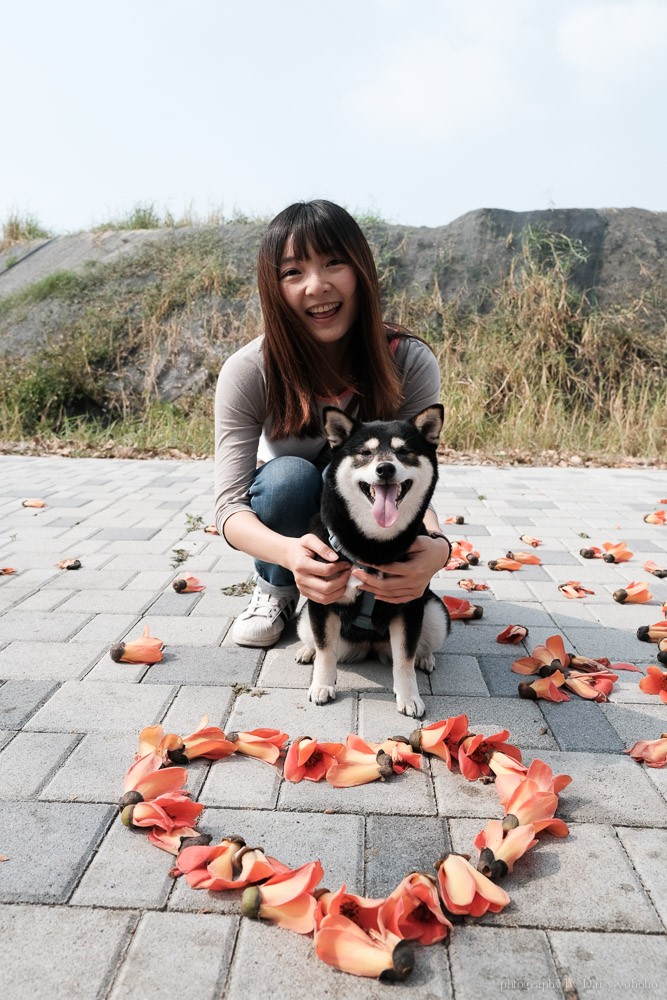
[
  {"x1": 412, "y1": 404, "x2": 444, "y2": 446},
  {"x1": 323, "y1": 406, "x2": 357, "y2": 448}
]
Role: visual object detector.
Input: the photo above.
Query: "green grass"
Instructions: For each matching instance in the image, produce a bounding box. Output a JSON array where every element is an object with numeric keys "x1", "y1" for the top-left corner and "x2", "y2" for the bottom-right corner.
[{"x1": 1, "y1": 212, "x2": 52, "y2": 250}]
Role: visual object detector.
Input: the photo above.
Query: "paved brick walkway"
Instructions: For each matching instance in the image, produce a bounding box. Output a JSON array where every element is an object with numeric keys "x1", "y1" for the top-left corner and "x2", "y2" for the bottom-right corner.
[{"x1": 1, "y1": 456, "x2": 666, "y2": 1000}]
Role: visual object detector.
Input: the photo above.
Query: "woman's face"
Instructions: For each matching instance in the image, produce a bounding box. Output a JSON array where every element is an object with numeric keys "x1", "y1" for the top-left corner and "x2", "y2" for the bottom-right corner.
[{"x1": 278, "y1": 238, "x2": 359, "y2": 349}]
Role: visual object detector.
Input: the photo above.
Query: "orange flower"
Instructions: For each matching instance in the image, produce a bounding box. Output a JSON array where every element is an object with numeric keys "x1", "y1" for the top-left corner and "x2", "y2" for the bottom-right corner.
[
  {"x1": 22, "y1": 498, "x2": 46, "y2": 508},
  {"x1": 110, "y1": 624, "x2": 164, "y2": 664},
  {"x1": 284, "y1": 736, "x2": 344, "y2": 782},
  {"x1": 637, "y1": 620, "x2": 667, "y2": 644},
  {"x1": 602, "y1": 541, "x2": 633, "y2": 563},
  {"x1": 639, "y1": 665, "x2": 667, "y2": 703},
  {"x1": 137, "y1": 724, "x2": 186, "y2": 762},
  {"x1": 643, "y1": 560, "x2": 667, "y2": 578},
  {"x1": 409, "y1": 714, "x2": 470, "y2": 769},
  {"x1": 315, "y1": 883, "x2": 384, "y2": 933},
  {"x1": 564, "y1": 671, "x2": 617, "y2": 702},
  {"x1": 443, "y1": 515, "x2": 465, "y2": 525},
  {"x1": 512, "y1": 634, "x2": 570, "y2": 675},
  {"x1": 346, "y1": 734, "x2": 421, "y2": 773},
  {"x1": 451, "y1": 539, "x2": 480, "y2": 565},
  {"x1": 326, "y1": 747, "x2": 398, "y2": 787},
  {"x1": 242, "y1": 860, "x2": 323, "y2": 934},
  {"x1": 580, "y1": 546, "x2": 603, "y2": 559},
  {"x1": 125, "y1": 792, "x2": 204, "y2": 832},
  {"x1": 380, "y1": 872, "x2": 452, "y2": 945},
  {"x1": 176, "y1": 836, "x2": 286, "y2": 890},
  {"x1": 502, "y1": 778, "x2": 569, "y2": 836},
  {"x1": 559, "y1": 581, "x2": 595, "y2": 599},
  {"x1": 496, "y1": 625, "x2": 528, "y2": 644},
  {"x1": 457, "y1": 729, "x2": 522, "y2": 781},
  {"x1": 445, "y1": 555, "x2": 470, "y2": 570},
  {"x1": 624, "y1": 735, "x2": 667, "y2": 768},
  {"x1": 225, "y1": 728, "x2": 288, "y2": 763},
  {"x1": 520, "y1": 535, "x2": 542, "y2": 547},
  {"x1": 147, "y1": 826, "x2": 208, "y2": 855},
  {"x1": 172, "y1": 574, "x2": 205, "y2": 593},
  {"x1": 458, "y1": 579, "x2": 489, "y2": 591},
  {"x1": 644, "y1": 510, "x2": 666, "y2": 525},
  {"x1": 518, "y1": 671, "x2": 570, "y2": 702},
  {"x1": 56, "y1": 558, "x2": 81, "y2": 570},
  {"x1": 659, "y1": 639, "x2": 667, "y2": 665},
  {"x1": 315, "y1": 913, "x2": 414, "y2": 981},
  {"x1": 0, "y1": 567, "x2": 16, "y2": 575},
  {"x1": 474, "y1": 819, "x2": 538, "y2": 878},
  {"x1": 493, "y1": 758, "x2": 571, "y2": 807},
  {"x1": 613, "y1": 582, "x2": 652, "y2": 604},
  {"x1": 487, "y1": 750, "x2": 528, "y2": 781},
  {"x1": 506, "y1": 550, "x2": 542, "y2": 565},
  {"x1": 435, "y1": 853, "x2": 510, "y2": 917},
  {"x1": 442, "y1": 595, "x2": 484, "y2": 620},
  {"x1": 122, "y1": 752, "x2": 188, "y2": 799},
  {"x1": 488, "y1": 557, "x2": 522, "y2": 572}
]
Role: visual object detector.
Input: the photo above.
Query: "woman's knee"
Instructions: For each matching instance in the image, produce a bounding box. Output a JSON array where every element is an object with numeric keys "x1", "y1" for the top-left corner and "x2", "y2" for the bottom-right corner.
[{"x1": 249, "y1": 456, "x2": 322, "y2": 534}]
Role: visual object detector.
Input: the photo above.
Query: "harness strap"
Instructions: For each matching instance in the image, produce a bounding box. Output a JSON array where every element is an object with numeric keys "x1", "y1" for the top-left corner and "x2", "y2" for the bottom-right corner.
[{"x1": 327, "y1": 531, "x2": 383, "y2": 632}]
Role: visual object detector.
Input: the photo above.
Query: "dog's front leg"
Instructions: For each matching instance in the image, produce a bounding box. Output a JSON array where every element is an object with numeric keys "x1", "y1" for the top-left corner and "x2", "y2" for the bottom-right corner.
[
  {"x1": 389, "y1": 613, "x2": 425, "y2": 718},
  {"x1": 308, "y1": 605, "x2": 341, "y2": 705}
]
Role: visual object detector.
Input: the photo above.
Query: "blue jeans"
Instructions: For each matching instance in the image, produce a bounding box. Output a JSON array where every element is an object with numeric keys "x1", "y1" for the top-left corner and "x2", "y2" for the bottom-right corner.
[{"x1": 249, "y1": 456, "x2": 323, "y2": 594}]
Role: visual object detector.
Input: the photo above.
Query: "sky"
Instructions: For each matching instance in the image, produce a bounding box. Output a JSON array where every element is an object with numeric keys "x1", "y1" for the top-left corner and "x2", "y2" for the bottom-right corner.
[{"x1": 2, "y1": 0, "x2": 666, "y2": 233}]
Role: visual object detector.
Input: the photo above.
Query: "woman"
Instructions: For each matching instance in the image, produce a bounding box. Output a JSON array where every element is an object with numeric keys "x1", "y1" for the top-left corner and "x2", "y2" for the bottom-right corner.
[{"x1": 214, "y1": 200, "x2": 451, "y2": 647}]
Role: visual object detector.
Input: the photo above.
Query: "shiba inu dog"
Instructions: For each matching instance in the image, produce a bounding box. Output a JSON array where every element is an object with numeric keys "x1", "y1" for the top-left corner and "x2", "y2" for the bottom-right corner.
[{"x1": 296, "y1": 404, "x2": 450, "y2": 718}]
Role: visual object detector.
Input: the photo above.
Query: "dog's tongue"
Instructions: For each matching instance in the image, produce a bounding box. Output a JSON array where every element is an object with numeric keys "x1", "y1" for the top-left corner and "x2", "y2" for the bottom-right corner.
[{"x1": 372, "y1": 483, "x2": 399, "y2": 527}]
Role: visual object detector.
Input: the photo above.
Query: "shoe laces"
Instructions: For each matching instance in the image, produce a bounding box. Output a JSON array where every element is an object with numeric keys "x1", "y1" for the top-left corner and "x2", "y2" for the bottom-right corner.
[{"x1": 246, "y1": 587, "x2": 295, "y2": 621}]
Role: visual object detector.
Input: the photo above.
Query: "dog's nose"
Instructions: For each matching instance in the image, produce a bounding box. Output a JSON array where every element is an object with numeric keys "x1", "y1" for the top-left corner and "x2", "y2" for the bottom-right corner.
[{"x1": 376, "y1": 462, "x2": 396, "y2": 480}]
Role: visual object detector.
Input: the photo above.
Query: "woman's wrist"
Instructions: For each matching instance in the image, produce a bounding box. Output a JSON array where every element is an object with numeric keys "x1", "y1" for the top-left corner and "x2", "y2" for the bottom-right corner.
[{"x1": 427, "y1": 532, "x2": 452, "y2": 569}]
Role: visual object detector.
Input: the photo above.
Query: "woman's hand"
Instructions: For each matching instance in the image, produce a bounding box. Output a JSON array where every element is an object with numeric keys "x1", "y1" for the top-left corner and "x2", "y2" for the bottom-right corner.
[
  {"x1": 284, "y1": 533, "x2": 352, "y2": 603},
  {"x1": 350, "y1": 535, "x2": 450, "y2": 605}
]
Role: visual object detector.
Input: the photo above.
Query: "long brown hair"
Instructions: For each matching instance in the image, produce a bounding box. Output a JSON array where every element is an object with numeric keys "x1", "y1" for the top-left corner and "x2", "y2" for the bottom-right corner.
[{"x1": 257, "y1": 200, "x2": 404, "y2": 439}]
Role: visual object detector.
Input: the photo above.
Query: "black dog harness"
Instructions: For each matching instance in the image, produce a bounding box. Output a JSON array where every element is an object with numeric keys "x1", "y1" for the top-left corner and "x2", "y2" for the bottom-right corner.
[{"x1": 327, "y1": 530, "x2": 383, "y2": 632}]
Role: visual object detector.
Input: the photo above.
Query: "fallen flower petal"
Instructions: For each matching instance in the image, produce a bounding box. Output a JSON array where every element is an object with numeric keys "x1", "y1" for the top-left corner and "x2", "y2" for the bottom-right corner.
[
  {"x1": 22, "y1": 498, "x2": 46, "y2": 508},
  {"x1": 56, "y1": 558, "x2": 81, "y2": 570},
  {"x1": 380, "y1": 872, "x2": 452, "y2": 944},
  {"x1": 315, "y1": 913, "x2": 414, "y2": 981},
  {"x1": 435, "y1": 853, "x2": 510, "y2": 917},
  {"x1": 317, "y1": 883, "x2": 385, "y2": 933},
  {"x1": 639, "y1": 665, "x2": 667, "y2": 703},
  {"x1": 178, "y1": 716, "x2": 238, "y2": 761},
  {"x1": 409, "y1": 715, "x2": 470, "y2": 769},
  {"x1": 496, "y1": 625, "x2": 529, "y2": 644},
  {"x1": 442, "y1": 595, "x2": 483, "y2": 620},
  {"x1": 624, "y1": 735, "x2": 667, "y2": 768},
  {"x1": 126, "y1": 792, "x2": 204, "y2": 832},
  {"x1": 351, "y1": 734, "x2": 421, "y2": 773},
  {"x1": 110, "y1": 624, "x2": 164, "y2": 664},
  {"x1": 580, "y1": 546, "x2": 603, "y2": 559},
  {"x1": 241, "y1": 860, "x2": 324, "y2": 933},
  {"x1": 644, "y1": 560, "x2": 667, "y2": 578},
  {"x1": 443, "y1": 515, "x2": 465, "y2": 524},
  {"x1": 122, "y1": 753, "x2": 189, "y2": 800},
  {"x1": 502, "y1": 779, "x2": 569, "y2": 836},
  {"x1": 488, "y1": 557, "x2": 522, "y2": 572},
  {"x1": 458, "y1": 729, "x2": 522, "y2": 781},
  {"x1": 520, "y1": 535, "x2": 542, "y2": 547},
  {"x1": 0, "y1": 567, "x2": 16, "y2": 575},
  {"x1": 644, "y1": 510, "x2": 666, "y2": 525},
  {"x1": 564, "y1": 671, "x2": 618, "y2": 702},
  {"x1": 659, "y1": 639, "x2": 667, "y2": 666},
  {"x1": 172, "y1": 573, "x2": 205, "y2": 593},
  {"x1": 559, "y1": 580, "x2": 595, "y2": 599},
  {"x1": 613, "y1": 582, "x2": 652, "y2": 604},
  {"x1": 492, "y1": 757, "x2": 571, "y2": 806},
  {"x1": 474, "y1": 819, "x2": 538, "y2": 878},
  {"x1": 511, "y1": 634, "x2": 570, "y2": 675},
  {"x1": 637, "y1": 620, "x2": 667, "y2": 643},
  {"x1": 147, "y1": 825, "x2": 206, "y2": 855},
  {"x1": 518, "y1": 672, "x2": 571, "y2": 702},
  {"x1": 226, "y1": 728, "x2": 289, "y2": 763},
  {"x1": 326, "y1": 750, "x2": 397, "y2": 787},
  {"x1": 506, "y1": 550, "x2": 542, "y2": 565},
  {"x1": 284, "y1": 736, "x2": 344, "y2": 782},
  {"x1": 451, "y1": 539, "x2": 480, "y2": 566},
  {"x1": 458, "y1": 579, "x2": 489, "y2": 591},
  {"x1": 602, "y1": 541, "x2": 633, "y2": 563}
]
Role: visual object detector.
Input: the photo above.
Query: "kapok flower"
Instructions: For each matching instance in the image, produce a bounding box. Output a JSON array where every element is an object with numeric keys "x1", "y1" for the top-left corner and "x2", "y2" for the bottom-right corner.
[
  {"x1": 492, "y1": 757, "x2": 572, "y2": 807},
  {"x1": 580, "y1": 546, "x2": 603, "y2": 559},
  {"x1": 502, "y1": 778, "x2": 569, "y2": 836},
  {"x1": 326, "y1": 747, "x2": 397, "y2": 787},
  {"x1": 643, "y1": 560, "x2": 667, "y2": 579},
  {"x1": 644, "y1": 510, "x2": 666, "y2": 525},
  {"x1": 175, "y1": 836, "x2": 286, "y2": 890},
  {"x1": 124, "y1": 792, "x2": 204, "y2": 833},
  {"x1": 474, "y1": 819, "x2": 538, "y2": 879},
  {"x1": 518, "y1": 671, "x2": 571, "y2": 702},
  {"x1": 613, "y1": 581, "x2": 652, "y2": 604},
  {"x1": 120, "y1": 753, "x2": 201, "y2": 832},
  {"x1": 443, "y1": 515, "x2": 465, "y2": 525},
  {"x1": 457, "y1": 729, "x2": 522, "y2": 782},
  {"x1": 624, "y1": 735, "x2": 667, "y2": 768},
  {"x1": 242, "y1": 860, "x2": 323, "y2": 934},
  {"x1": 315, "y1": 883, "x2": 384, "y2": 933},
  {"x1": 172, "y1": 574, "x2": 205, "y2": 593},
  {"x1": 380, "y1": 872, "x2": 452, "y2": 945},
  {"x1": 225, "y1": 728, "x2": 288, "y2": 763},
  {"x1": 442, "y1": 595, "x2": 484, "y2": 620},
  {"x1": 347, "y1": 734, "x2": 421, "y2": 773},
  {"x1": 559, "y1": 581, "x2": 595, "y2": 599},
  {"x1": 22, "y1": 498, "x2": 46, "y2": 508},
  {"x1": 658, "y1": 639, "x2": 667, "y2": 666},
  {"x1": 520, "y1": 535, "x2": 542, "y2": 547},
  {"x1": 458, "y1": 579, "x2": 489, "y2": 591},
  {"x1": 147, "y1": 826, "x2": 209, "y2": 855},
  {"x1": 284, "y1": 735, "x2": 344, "y2": 782},
  {"x1": 637, "y1": 620, "x2": 667, "y2": 644},
  {"x1": 122, "y1": 752, "x2": 187, "y2": 800},
  {"x1": 409, "y1": 714, "x2": 470, "y2": 769},
  {"x1": 602, "y1": 541, "x2": 633, "y2": 563},
  {"x1": 110, "y1": 624, "x2": 164, "y2": 664},
  {"x1": 179, "y1": 716, "x2": 237, "y2": 761},
  {"x1": 563, "y1": 671, "x2": 618, "y2": 702},
  {"x1": 506, "y1": 550, "x2": 542, "y2": 565},
  {"x1": 487, "y1": 750, "x2": 528, "y2": 781},
  {"x1": 315, "y1": 914, "x2": 415, "y2": 981},
  {"x1": 488, "y1": 557, "x2": 522, "y2": 572},
  {"x1": 0, "y1": 567, "x2": 16, "y2": 575},
  {"x1": 56, "y1": 558, "x2": 81, "y2": 570},
  {"x1": 451, "y1": 539, "x2": 480, "y2": 565},
  {"x1": 435, "y1": 853, "x2": 510, "y2": 917},
  {"x1": 496, "y1": 625, "x2": 528, "y2": 644},
  {"x1": 137, "y1": 724, "x2": 186, "y2": 762},
  {"x1": 639, "y1": 665, "x2": 667, "y2": 703},
  {"x1": 512, "y1": 634, "x2": 570, "y2": 675}
]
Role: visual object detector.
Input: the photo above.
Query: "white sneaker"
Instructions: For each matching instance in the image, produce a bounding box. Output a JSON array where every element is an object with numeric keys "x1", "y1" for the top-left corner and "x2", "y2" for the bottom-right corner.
[{"x1": 231, "y1": 585, "x2": 298, "y2": 648}]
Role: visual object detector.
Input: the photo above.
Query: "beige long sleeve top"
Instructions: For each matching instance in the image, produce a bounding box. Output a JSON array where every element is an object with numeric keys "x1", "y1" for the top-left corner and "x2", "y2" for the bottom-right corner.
[{"x1": 214, "y1": 334, "x2": 440, "y2": 536}]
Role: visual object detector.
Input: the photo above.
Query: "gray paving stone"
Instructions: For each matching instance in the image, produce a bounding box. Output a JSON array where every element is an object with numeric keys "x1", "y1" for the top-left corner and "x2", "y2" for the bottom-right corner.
[
  {"x1": 478, "y1": 654, "x2": 531, "y2": 697},
  {"x1": 0, "y1": 679, "x2": 59, "y2": 728},
  {"x1": 67, "y1": 612, "x2": 141, "y2": 643},
  {"x1": 0, "y1": 610, "x2": 91, "y2": 641},
  {"x1": 92, "y1": 526, "x2": 160, "y2": 540},
  {"x1": 0, "y1": 801, "x2": 114, "y2": 902},
  {"x1": 45, "y1": 570, "x2": 136, "y2": 590},
  {"x1": 540, "y1": 700, "x2": 625, "y2": 752},
  {"x1": 615, "y1": 826, "x2": 667, "y2": 928},
  {"x1": 449, "y1": 926, "x2": 564, "y2": 1000},
  {"x1": 160, "y1": 684, "x2": 235, "y2": 733},
  {"x1": 82, "y1": 652, "x2": 148, "y2": 682},
  {"x1": 24, "y1": 681, "x2": 176, "y2": 733},
  {"x1": 40, "y1": 731, "x2": 141, "y2": 802},
  {"x1": 600, "y1": 701, "x2": 667, "y2": 746},
  {"x1": 226, "y1": 919, "x2": 452, "y2": 999},
  {"x1": 448, "y1": 819, "x2": 662, "y2": 932},
  {"x1": 548, "y1": 930, "x2": 667, "y2": 1000},
  {"x1": 141, "y1": 643, "x2": 260, "y2": 686},
  {"x1": 168, "y1": 808, "x2": 364, "y2": 913},
  {"x1": 56, "y1": 589, "x2": 157, "y2": 614},
  {"x1": 200, "y1": 752, "x2": 281, "y2": 809},
  {"x1": 0, "y1": 904, "x2": 135, "y2": 1000},
  {"x1": 467, "y1": 599, "x2": 558, "y2": 627},
  {"x1": 280, "y1": 756, "x2": 436, "y2": 815},
  {"x1": 189, "y1": 590, "x2": 254, "y2": 617},
  {"x1": 0, "y1": 641, "x2": 106, "y2": 680},
  {"x1": 124, "y1": 570, "x2": 174, "y2": 590},
  {"x1": 225, "y1": 687, "x2": 357, "y2": 744},
  {"x1": 561, "y1": 625, "x2": 657, "y2": 662},
  {"x1": 127, "y1": 614, "x2": 230, "y2": 646},
  {"x1": 364, "y1": 815, "x2": 449, "y2": 896},
  {"x1": 431, "y1": 653, "x2": 490, "y2": 696},
  {"x1": 109, "y1": 911, "x2": 238, "y2": 1000},
  {"x1": 11, "y1": 589, "x2": 72, "y2": 611},
  {"x1": 0, "y1": 731, "x2": 80, "y2": 799},
  {"x1": 145, "y1": 590, "x2": 203, "y2": 615}
]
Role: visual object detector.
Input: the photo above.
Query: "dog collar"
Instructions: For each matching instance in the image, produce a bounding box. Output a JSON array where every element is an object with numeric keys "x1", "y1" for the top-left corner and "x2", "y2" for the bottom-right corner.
[{"x1": 327, "y1": 531, "x2": 379, "y2": 631}]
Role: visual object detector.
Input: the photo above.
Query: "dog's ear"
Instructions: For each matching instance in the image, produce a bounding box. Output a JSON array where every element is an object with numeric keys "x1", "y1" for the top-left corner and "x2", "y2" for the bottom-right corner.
[
  {"x1": 412, "y1": 404, "x2": 444, "y2": 446},
  {"x1": 323, "y1": 406, "x2": 357, "y2": 448}
]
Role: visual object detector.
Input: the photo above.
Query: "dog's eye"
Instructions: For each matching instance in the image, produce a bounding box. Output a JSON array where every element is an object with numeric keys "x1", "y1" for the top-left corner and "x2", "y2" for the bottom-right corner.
[
  {"x1": 395, "y1": 447, "x2": 412, "y2": 460},
  {"x1": 358, "y1": 448, "x2": 373, "y2": 458}
]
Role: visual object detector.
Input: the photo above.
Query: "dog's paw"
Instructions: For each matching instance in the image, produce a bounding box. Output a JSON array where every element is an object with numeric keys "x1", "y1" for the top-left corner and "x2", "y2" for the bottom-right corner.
[
  {"x1": 308, "y1": 684, "x2": 336, "y2": 705},
  {"x1": 396, "y1": 694, "x2": 425, "y2": 718},
  {"x1": 415, "y1": 653, "x2": 436, "y2": 674},
  {"x1": 296, "y1": 645, "x2": 315, "y2": 664}
]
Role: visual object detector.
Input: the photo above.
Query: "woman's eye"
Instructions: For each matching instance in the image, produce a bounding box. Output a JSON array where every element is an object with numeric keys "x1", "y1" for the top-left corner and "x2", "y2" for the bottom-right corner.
[
  {"x1": 327, "y1": 257, "x2": 346, "y2": 267},
  {"x1": 279, "y1": 268, "x2": 300, "y2": 279}
]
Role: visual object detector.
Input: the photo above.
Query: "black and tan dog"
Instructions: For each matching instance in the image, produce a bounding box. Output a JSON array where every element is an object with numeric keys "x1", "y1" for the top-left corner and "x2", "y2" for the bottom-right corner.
[{"x1": 296, "y1": 404, "x2": 450, "y2": 717}]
